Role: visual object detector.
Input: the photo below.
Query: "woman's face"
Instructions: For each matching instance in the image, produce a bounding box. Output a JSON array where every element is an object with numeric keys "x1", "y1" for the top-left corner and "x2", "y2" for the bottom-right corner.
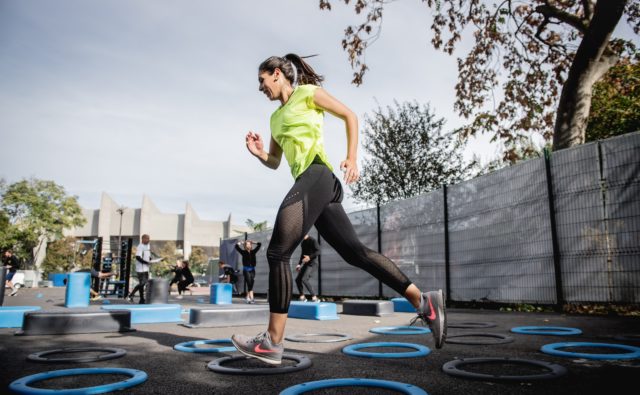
[{"x1": 258, "y1": 69, "x2": 280, "y2": 101}]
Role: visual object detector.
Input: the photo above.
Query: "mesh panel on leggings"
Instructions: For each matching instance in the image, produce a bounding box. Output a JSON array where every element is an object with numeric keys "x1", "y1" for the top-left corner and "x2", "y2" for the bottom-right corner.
[
  {"x1": 551, "y1": 142, "x2": 608, "y2": 302},
  {"x1": 380, "y1": 190, "x2": 445, "y2": 297},
  {"x1": 267, "y1": 200, "x2": 304, "y2": 311},
  {"x1": 448, "y1": 158, "x2": 556, "y2": 303},
  {"x1": 320, "y1": 208, "x2": 381, "y2": 297},
  {"x1": 601, "y1": 132, "x2": 640, "y2": 303}
]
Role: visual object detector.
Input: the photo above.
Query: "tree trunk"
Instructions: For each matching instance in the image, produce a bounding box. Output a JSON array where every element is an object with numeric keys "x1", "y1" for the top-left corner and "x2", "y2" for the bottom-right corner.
[{"x1": 552, "y1": 0, "x2": 627, "y2": 150}]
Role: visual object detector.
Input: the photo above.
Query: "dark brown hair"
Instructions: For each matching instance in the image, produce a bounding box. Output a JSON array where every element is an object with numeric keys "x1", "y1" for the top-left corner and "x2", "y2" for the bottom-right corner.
[{"x1": 258, "y1": 54, "x2": 324, "y2": 86}]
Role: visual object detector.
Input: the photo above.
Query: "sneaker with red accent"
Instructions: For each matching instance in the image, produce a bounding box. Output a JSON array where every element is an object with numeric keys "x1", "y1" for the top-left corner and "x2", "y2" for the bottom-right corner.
[
  {"x1": 231, "y1": 331, "x2": 284, "y2": 365},
  {"x1": 419, "y1": 290, "x2": 446, "y2": 349}
]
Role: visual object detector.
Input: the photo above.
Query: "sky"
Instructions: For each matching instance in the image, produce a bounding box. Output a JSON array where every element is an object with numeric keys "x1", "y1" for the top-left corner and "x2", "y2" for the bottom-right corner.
[{"x1": 0, "y1": 0, "x2": 636, "y2": 227}]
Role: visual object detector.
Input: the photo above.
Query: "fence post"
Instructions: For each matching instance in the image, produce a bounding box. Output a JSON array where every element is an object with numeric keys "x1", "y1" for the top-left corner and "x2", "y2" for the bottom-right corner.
[
  {"x1": 377, "y1": 203, "x2": 383, "y2": 299},
  {"x1": 443, "y1": 185, "x2": 451, "y2": 307},
  {"x1": 544, "y1": 148, "x2": 564, "y2": 310}
]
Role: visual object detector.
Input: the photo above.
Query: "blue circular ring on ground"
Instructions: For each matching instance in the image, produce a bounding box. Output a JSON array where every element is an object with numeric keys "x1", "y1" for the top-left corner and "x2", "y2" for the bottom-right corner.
[
  {"x1": 9, "y1": 367, "x2": 147, "y2": 394},
  {"x1": 280, "y1": 378, "x2": 428, "y2": 395},
  {"x1": 511, "y1": 326, "x2": 582, "y2": 336},
  {"x1": 369, "y1": 326, "x2": 431, "y2": 335},
  {"x1": 174, "y1": 339, "x2": 236, "y2": 353},
  {"x1": 343, "y1": 342, "x2": 430, "y2": 358},
  {"x1": 540, "y1": 342, "x2": 640, "y2": 360}
]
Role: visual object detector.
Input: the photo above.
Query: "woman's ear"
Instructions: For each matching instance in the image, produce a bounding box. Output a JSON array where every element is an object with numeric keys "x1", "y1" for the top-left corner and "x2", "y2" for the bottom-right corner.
[{"x1": 273, "y1": 68, "x2": 281, "y2": 81}]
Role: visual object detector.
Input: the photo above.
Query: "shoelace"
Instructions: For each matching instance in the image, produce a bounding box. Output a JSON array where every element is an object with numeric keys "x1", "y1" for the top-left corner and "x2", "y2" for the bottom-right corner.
[
  {"x1": 409, "y1": 314, "x2": 427, "y2": 327},
  {"x1": 252, "y1": 331, "x2": 268, "y2": 343}
]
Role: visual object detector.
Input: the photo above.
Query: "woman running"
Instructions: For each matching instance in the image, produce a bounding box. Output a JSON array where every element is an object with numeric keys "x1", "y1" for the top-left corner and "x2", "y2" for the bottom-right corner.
[{"x1": 231, "y1": 54, "x2": 446, "y2": 365}]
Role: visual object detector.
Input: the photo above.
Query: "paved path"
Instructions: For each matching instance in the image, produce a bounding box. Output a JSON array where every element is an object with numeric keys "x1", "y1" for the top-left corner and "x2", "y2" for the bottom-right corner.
[{"x1": 1, "y1": 287, "x2": 639, "y2": 394}]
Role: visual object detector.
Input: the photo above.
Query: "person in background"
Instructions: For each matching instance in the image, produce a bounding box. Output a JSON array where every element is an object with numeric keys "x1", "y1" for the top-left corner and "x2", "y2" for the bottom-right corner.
[
  {"x1": 2, "y1": 250, "x2": 20, "y2": 296},
  {"x1": 170, "y1": 259, "x2": 184, "y2": 291},
  {"x1": 235, "y1": 240, "x2": 261, "y2": 303},
  {"x1": 295, "y1": 234, "x2": 320, "y2": 302},
  {"x1": 126, "y1": 234, "x2": 159, "y2": 304},
  {"x1": 218, "y1": 261, "x2": 239, "y2": 286},
  {"x1": 73, "y1": 267, "x2": 114, "y2": 301},
  {"x1": 176, "y1": 260, "x2": 194, "y2": 299}
]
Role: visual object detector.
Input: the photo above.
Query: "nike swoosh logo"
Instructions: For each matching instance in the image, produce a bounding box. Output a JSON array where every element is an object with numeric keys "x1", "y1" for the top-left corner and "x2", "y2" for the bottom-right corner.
[
  {"x1": 427, "y1": 296, "x2": 436, "y2": 321},
  {"x1": 254, "y1": 344, "x2": 277, "y2": 353}
]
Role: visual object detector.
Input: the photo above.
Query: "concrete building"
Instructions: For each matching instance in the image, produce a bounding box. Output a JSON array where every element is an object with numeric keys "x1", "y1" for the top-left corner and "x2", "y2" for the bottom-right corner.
[{"x1": 68, "y1": 192, "x2": 253, "y2": 258}]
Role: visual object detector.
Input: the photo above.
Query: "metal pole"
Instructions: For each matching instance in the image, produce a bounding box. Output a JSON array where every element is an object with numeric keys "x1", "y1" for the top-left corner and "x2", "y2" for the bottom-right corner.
[
  {"x1": 377, "y1": 203, "x2": 383, "y2": 299},
  {"x1": 443, "y1": 185, "x2": 451, "y2": 306},
  {"x1": 544, "y1": 148, "x2": 564, "y2": 310}
]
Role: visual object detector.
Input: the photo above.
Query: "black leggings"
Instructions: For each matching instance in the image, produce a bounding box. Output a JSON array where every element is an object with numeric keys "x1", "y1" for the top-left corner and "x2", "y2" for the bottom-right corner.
[
  {"x1": 295, "y1": 263, "x2": 316, "y2": 296},
  {"x1": 267, "y1": 164, "x2": 412, "y2": 313},
  {"x1": 178, "y1": 280, "x2": 192, "y2": 294},
  {"x1": 243, "y1": 270, "x2": 255, "y2": 292},
  {"x1": 130, "y1": 272, "x2": 149, "y2": 301}
]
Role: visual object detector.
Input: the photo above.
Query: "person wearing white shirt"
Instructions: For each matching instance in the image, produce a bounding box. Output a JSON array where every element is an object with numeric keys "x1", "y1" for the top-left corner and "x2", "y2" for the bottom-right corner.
[{"x1": 127, "y1": 234, "x2": 153, "y2": 304}]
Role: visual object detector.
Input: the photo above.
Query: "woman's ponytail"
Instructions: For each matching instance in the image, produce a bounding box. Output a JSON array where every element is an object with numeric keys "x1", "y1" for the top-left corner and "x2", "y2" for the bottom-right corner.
[{"x1": 259, "y1": 54, "x2": 324, "y2": 86}]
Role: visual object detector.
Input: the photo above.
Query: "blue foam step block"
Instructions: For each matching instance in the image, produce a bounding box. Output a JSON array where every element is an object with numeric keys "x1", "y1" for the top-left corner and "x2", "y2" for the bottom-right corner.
[
  {"x1": 101, "y1": 304, "x2": 182, "y2": 324},
  {"x1": 210, "y1": 283, "x2": 232, "y2": 304},
  {"x1": 288, "y1": 301, "x2": 338, "y2": 320},
  {"x1": 391, "y1": 298, "x2": 416, "y2": 313},
  {"x1": 0, "y1": 306, "x2": 41, "y2": 328}
]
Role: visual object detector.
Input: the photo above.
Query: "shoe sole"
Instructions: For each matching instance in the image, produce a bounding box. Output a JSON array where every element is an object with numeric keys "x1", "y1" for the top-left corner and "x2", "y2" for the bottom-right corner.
[
  {"x1": 230, "y1": 337, "x2": 282, "y2": 366},
  {"x1": 432, "y1": 289, "x2": 447, "y2": 348}
]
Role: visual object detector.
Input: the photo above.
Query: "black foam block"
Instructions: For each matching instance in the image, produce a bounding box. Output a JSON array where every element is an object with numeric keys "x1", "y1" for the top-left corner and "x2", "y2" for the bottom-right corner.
[
  {"x1": 16, "y1": 309, "x2": 134, "y2": 335},
  {"x1": 183, "y1": 304, "x2": 269, "y2": 328},
  {"x1": 342, "y1": 300, "x2": 394, "y2": 317}
]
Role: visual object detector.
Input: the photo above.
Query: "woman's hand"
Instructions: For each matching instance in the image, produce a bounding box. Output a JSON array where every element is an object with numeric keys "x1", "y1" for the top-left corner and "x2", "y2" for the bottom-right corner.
[
  {"x1": 340, "y1": 158, "x2": 360, "y2": 184},
  {"x1": 245, "y1": 131, "x2": 264, "y2": 157}
]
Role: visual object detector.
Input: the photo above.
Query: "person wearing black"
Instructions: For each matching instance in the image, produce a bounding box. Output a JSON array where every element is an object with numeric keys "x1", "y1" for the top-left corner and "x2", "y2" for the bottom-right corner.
[
  {"x1": 2, "y1": 249, "x2": 20, "y2": 296},
  {"x1": 170, "y1": 259, "x2": 184, "y2": 289},
  {"x1": 175, "y1": 260, "x2": 194, "y2": 299},
  {"x1": 295, "y1": 234, "x2": 320, "y2": 302},
  {"x1": 235, "y1": 240, "x2": 261, "y2": 303},
  {"x1": 218, "y1": 261, "x2": 239, "y2": 293}
]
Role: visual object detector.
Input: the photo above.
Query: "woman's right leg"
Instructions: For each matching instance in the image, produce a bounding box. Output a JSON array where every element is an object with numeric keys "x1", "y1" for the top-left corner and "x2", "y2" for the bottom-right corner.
[{"x1": 315, "y1": 202, "x2": 447, "y2": 348}]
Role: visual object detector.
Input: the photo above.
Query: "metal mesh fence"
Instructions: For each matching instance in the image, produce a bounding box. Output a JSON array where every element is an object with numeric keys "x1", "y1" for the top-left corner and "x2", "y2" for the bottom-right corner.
[
  {"x1": 448, "y1": 158, "x2": 556, "y2": 303},
  {"x1": 601, "y1": 133, "x2": 640, "y2": 303},
  {"x1": 225, "y1": 132, "x2": 640, "y2": 304},
  {"x1": 319, "y1": 209, "x2": 381, "y2": 297},
  {"x1": 551, "y1": 142, "x2": 609, "y2": 302},
  {"x1": 380, "y1": 191, "x2": 445, "y2": 298}
]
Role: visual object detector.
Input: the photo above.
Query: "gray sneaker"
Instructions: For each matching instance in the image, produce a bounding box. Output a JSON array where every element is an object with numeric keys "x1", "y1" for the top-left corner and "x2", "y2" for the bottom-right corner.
[
  {"x1": 418, "y1": 290, "x2": 447, "y2": 349},
  {"x1": 231, "y1": 331, "x2": 284, "y2": 365}
]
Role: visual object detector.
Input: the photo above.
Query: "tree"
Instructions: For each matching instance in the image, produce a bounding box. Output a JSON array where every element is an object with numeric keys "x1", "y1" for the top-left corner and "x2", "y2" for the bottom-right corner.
[
  {"x1": 319, "y1": 0, "x2": 639, "y2": 161},
  {"x1": 586, "y1": 58, "x2": 640, "y2": 141},
  {"x1": 351, "y1": 101, "x2": 475, "y2": 204},
  {"x1": 151, "y1": 241, "x2": 181, "y2": 277},
  {"x1": 0, "y1": 178, "x2": 86, "y2": 266},
  {"x1": 41, "y1": 236, "x2": 76, "y2": 276},
  {"x1": 189, "y1": 246, "x2": 208, "y2": 276},
  {"x1": 245, "y1": 219, "x2": 268, "y2": 232}
]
